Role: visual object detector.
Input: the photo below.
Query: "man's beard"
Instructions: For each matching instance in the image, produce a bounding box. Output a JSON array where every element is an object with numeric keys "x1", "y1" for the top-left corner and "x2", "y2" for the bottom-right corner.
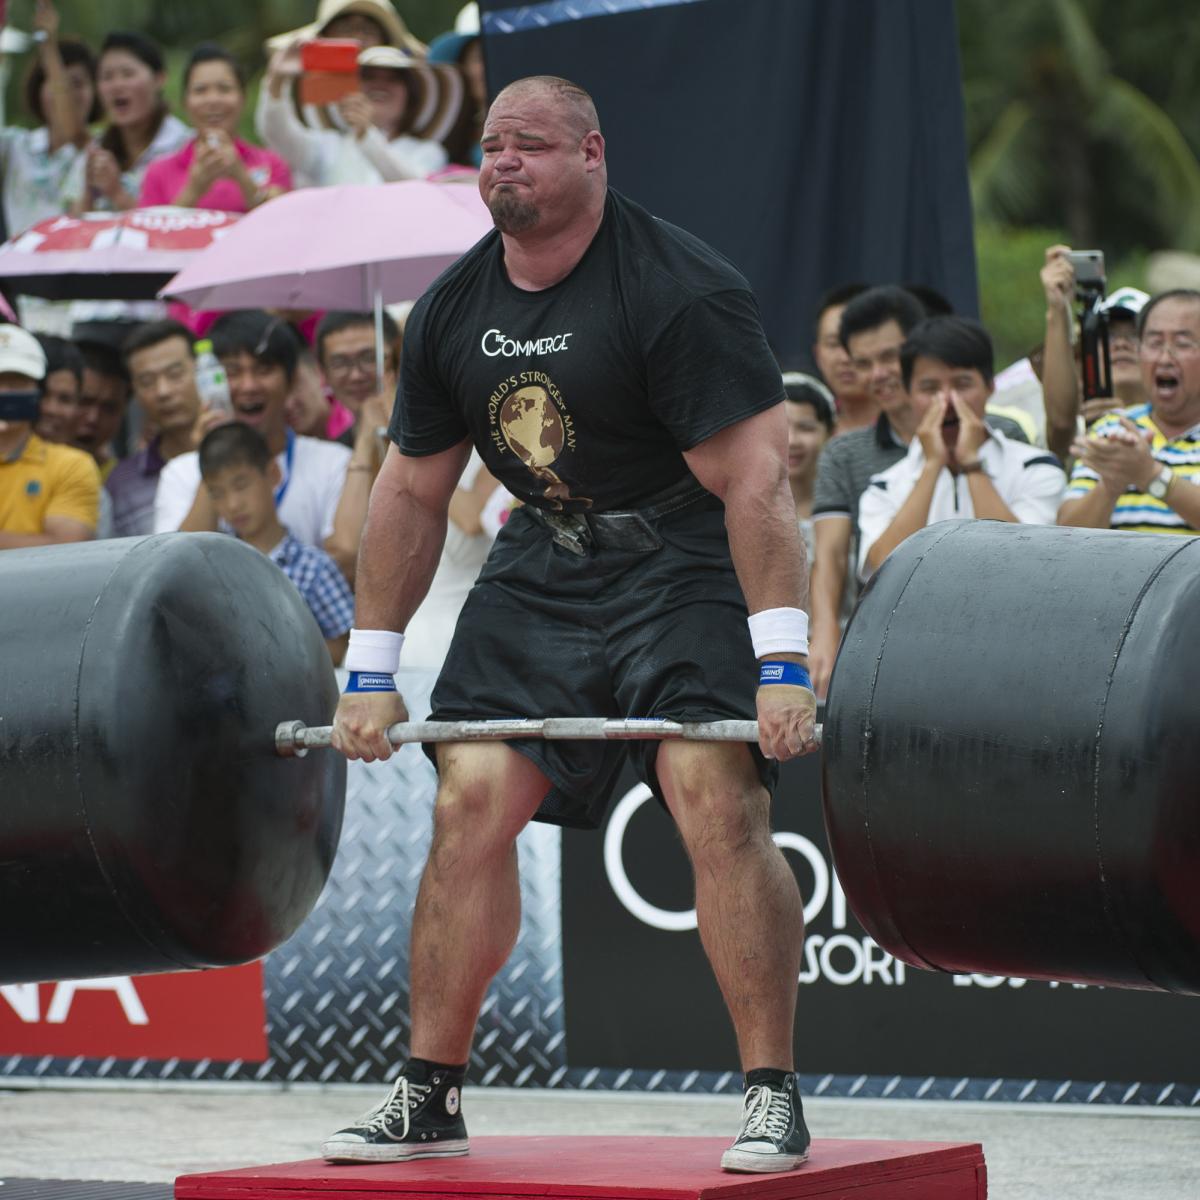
[{"x1": 489, "y1": 187, "x2": 540, "y2": 234}]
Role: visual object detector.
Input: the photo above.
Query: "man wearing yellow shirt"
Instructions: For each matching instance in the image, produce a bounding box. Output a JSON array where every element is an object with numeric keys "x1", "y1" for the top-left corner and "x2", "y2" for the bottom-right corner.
[{"x1": 0, "y1": 324, "x2": 99, "y2": 550}]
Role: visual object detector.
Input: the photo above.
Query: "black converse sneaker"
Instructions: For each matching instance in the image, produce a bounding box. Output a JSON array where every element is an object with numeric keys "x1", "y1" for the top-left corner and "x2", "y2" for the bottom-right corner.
[
  {"x1": 322, "y1": 1064, "x2": 469, "y2": 1163},
  {"x1": 720, "y1": 1070, "x2": 811, "y2": 1173}
]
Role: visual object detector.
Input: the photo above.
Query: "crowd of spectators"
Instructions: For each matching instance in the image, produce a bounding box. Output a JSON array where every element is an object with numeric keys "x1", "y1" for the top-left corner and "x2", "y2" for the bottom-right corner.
[
  {"x1": 0, "y1": 0, "x2": 501, "y2": 668},
  {"x1": 1, "y1": 0, "x2": 1198, "y2": 682}
]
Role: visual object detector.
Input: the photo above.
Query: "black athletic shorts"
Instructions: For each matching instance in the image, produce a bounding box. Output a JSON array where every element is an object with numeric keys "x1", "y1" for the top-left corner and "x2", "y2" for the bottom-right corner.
[{"x1": 426, "y1": 494, "x2": 778, "y2": 829}]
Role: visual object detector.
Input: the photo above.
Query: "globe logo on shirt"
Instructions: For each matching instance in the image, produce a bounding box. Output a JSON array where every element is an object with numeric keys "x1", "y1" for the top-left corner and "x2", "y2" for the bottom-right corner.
[
  {"x1": 500, "y1": 384, "x2": 565, "y2": 467},
  {"x1": 490, "y1": 376, "x2": 591, "y2": 510}
]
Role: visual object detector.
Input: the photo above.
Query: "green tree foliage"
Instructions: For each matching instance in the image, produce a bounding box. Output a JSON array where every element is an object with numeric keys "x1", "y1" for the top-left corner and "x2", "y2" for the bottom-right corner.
[{"x1": 959, "y1": 0, "x2": 1200, "y2": 255}]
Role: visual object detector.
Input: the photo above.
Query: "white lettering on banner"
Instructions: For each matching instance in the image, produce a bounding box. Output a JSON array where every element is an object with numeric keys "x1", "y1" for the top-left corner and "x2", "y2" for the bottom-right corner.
[
  {"x1": 798, "y1": 935, "x2": 907, "y2": 987},
  {"x1": 1, "y1": 984, "x2": 39, "y2": 1022},
  {"x1": 0, "y1": 978, "x2": 149, "y2": 1025},
  {"x1": 481, "y1": 328, "x2": 573, "y2": 358},
  {"x1": 602, "y1": 785, "x2": 898, "y2": 991},
  {"x1": 954, "y1": 974, "x2": 1028, "y2": 989}
]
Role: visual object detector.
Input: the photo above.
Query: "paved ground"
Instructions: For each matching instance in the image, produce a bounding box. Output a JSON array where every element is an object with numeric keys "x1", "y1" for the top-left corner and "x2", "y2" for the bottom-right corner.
[{"x1": 0, "y1": 1085, "x2": 1196, "y2": 1200}]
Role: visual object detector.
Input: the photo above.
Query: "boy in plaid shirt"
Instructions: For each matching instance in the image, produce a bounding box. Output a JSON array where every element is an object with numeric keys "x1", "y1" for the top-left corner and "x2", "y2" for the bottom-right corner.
[{"x1": 199, "y1": 423, "x2": 353, "y2": 664}]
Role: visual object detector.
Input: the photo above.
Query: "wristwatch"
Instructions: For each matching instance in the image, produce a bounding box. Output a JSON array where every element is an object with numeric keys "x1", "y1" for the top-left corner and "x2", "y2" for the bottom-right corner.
[{"x1": 1148, "y1": 465, "x2": 1173, "y2": 501}]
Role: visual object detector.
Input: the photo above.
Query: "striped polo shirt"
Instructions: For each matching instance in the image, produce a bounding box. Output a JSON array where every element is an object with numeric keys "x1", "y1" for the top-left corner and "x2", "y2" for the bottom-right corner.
[{"x1": 1063, "y1": 404, "x2": 1200, "y2": 533}]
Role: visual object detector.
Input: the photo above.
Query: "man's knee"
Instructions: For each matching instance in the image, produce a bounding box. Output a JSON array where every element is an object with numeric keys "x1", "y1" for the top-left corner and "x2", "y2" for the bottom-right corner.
[
  {"x1": 657, "y1": 742, "x2": 773, "y2": 859},
  {"x1": 429, "y1": 743, "x2": 547, "y2": 861}
]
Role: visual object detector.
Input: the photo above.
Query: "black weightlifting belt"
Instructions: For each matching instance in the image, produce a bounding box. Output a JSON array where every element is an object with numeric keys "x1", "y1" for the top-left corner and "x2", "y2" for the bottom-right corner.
[{"x1": 524, "y1": 476, "x2": 716, "y2": 555}]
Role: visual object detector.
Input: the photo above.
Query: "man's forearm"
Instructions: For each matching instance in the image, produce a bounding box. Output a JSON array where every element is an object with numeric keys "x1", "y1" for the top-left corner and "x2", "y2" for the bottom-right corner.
[
  {"x1": 809, "y1": 520, "x2": 849, "y2": 635},
  {"x1": 1042, "y1": 305, "x2": 1080, "y2": 462},
  {"x1": 0, "y1": 531, "x2": 58, "y2": 549},
  {"x1": 327, "y1": 464, "x2": 374, "y2": 586},
  {"x1": 865, "y1": 465, "x2": 939, "y2": 571},
  {"x1": 723, "y1": 472, "x2": 807, "y2": 619},
  {"x1": 965, "y1": 472, "x2": 1019, "y2": 522},
  {"x1": 178, "y1": 486, "x2": 219, "y2": 532},
  {"x1": 1162, "y1": 476, "x2": 1200, "y2": 529},
  {"x1": 353, "y1": 476, "x2": 450, "y2": 632},
  {"x1": 1057, "y1": 486, "x2": 1118, "y2": 529}
]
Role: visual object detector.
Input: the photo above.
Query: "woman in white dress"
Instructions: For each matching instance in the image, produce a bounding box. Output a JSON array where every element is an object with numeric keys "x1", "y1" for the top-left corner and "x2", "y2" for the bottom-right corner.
[{"x1": 257, "y1": 43, "x2": 447, "y2": 188}]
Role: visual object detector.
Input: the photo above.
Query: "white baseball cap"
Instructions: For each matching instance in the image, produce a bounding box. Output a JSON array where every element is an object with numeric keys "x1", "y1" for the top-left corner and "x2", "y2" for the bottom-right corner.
[
  {"x1": 1100, "y1": 286, "x2": 1150, "y2": 320},
  {"x1": 0, "y1": 324, "x2": 46, "y2": 381}
]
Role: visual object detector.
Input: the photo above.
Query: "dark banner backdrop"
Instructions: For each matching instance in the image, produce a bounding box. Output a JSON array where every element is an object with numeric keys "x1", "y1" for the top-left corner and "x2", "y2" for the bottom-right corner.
[
  {"x1": 479, "y1": 0, "x2": 979, "y2": 369},
  {"x1": 561, "y1": 750, "x2": 1200, "y2": 1085}
]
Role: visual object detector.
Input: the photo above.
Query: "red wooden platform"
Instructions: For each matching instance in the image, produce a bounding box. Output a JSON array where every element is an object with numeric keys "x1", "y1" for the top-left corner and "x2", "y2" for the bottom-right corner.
[{"x1": 175, "y1": 1136, "x2": 987, "y2": 1200}]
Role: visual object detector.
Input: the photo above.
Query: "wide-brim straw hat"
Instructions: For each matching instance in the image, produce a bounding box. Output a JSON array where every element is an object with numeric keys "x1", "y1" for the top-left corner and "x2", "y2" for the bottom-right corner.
[
  {"x1": 353, "y1": 46, "x2": 466, "y2": 145},
  {"x1": 266, "y1": 0, "x2": 426, "y2": 55}
]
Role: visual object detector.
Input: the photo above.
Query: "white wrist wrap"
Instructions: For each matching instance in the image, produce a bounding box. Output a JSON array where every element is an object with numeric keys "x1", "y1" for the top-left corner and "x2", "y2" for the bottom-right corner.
[
  {"x1": 344, "y1": 628, "x2": 404, "y2": 674},
  {"x1": 748, "y1": 607, "x2": 810, "y2": 657}
]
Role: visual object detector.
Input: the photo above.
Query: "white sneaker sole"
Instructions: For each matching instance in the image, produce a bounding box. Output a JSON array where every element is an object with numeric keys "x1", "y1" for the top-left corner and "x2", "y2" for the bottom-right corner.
[
  {"x1": 720, "y1": 1147, "x2": 809, "y2": 1173},
  {"x1": 322, "y1": 1139, "x2": 470, "y2": 1164}
]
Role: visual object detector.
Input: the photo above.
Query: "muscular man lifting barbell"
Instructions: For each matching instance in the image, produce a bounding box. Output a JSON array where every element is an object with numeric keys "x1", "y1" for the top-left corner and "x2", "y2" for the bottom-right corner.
[{"x1": 324, "y1": 76, "x2": 818, "y2": 1174}]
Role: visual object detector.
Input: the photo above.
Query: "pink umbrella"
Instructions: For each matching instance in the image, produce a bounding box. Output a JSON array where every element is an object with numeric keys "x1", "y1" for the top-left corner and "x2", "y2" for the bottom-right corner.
[
  {"x1": 0, "y1": 208, "x2": 241, "y2": 300},
  {"x1": 161, "y1": 180, "x2": 494, "y2": 312}
]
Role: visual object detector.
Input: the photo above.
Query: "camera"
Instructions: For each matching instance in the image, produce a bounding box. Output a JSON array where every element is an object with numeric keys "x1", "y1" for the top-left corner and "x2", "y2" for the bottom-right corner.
[{"x1": 1068, "y1": 250, "x2": 1112, "y2": 401}]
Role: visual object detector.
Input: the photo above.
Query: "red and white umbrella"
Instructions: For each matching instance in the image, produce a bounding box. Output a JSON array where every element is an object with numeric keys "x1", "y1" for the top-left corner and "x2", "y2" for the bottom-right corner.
[{"x1": 0, "y1": 207, "x2": 242, "y2": 301}]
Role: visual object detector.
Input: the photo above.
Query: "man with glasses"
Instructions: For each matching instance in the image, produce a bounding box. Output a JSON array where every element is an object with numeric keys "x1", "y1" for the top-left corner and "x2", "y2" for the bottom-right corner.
[
  {"x1": 315, "y1": 311, "x2": 403, "y2": 584},
  {"x1": 1059, "y1": 289, "x2": 1200, "y2": 533},
  {"x1": 315, "y1": 310, "x2": 401, "y2": 433}
]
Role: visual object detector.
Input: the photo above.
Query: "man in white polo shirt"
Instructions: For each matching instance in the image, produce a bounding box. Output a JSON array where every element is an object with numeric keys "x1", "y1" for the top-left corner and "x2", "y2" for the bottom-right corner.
[
  {"x1": 154, "y1": 311, "x2": 351, "y2": 569},
  {"x1": 858, "y1": 315, "x2": 1066, "y2": 581}
]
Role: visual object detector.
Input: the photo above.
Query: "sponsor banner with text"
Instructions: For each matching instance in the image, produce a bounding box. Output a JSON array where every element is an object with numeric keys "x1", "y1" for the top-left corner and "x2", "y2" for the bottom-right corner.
[
  {"x1": 563, "y1": 752, "x2": 1200, "y2": 1084},
  {"x1": 0, "y1": 963, "x2": 267, "y2": 1062}
]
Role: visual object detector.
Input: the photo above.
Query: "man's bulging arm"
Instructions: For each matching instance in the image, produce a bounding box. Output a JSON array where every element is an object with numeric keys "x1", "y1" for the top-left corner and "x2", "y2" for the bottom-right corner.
[
  {"x1": 353, "y1": 438, "x2": 473, "y2": 631},
  {"x1": 682, "y1": 404, "x2": 806, "y2": 618}
]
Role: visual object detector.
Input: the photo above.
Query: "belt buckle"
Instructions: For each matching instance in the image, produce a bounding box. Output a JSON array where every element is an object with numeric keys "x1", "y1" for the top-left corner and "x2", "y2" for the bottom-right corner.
[{"x1": 545, "y1": 511, "x2": 591, "y2": 556}]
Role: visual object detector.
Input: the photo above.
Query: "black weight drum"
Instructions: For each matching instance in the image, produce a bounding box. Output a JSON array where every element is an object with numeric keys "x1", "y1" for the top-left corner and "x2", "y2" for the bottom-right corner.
[
  {"x1": 823, "y1": 520, "x2": 1200, "y2": 995},
  {"x1": 0, "y1": 533, "x2": 344, "y2": 985}
]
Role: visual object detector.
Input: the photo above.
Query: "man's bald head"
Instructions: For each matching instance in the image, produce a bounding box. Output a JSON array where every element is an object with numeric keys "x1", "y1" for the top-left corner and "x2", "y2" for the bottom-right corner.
[{"x1": 490, "y1": 75, "x2": 600, "y2": 140}]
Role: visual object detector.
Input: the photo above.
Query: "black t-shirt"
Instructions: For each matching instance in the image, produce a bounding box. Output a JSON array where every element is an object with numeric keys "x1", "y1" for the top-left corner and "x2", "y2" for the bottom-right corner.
[{"x1": 390, "y1": 189, "x2": 784, "y2": 513}]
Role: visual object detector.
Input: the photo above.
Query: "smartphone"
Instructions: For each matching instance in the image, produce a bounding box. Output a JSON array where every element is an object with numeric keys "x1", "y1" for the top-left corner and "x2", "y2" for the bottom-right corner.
[
  {"x1": 1066, "y1": 249, "x2": 1106, "y2": 288},
  {"x1": 298, "y1": 38, "x2": 361, "y2": 106}
]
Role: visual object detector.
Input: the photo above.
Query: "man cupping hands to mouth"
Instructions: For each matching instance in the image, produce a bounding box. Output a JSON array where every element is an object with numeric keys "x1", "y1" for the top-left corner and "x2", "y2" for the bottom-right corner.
[{"x1": 857, "y1": 315, "x2": 1066, "y2": 581}]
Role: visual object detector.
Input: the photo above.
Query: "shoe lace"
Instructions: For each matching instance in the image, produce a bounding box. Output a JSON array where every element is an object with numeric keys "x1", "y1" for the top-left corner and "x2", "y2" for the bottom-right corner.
[
  {"x1": 359, "y1": 1076, "x2": 432, "y2": 1137},
  {"x1": 740, "y1": 1084, "x2": 791, "y2": 1140}
]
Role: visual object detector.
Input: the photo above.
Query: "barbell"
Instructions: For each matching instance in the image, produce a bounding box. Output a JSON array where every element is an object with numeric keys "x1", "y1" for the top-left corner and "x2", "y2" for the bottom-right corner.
[
  {"x1": 2, "y1": 524, "x2": 1198, "y2": 996},
  {"x1": 274, "y1": 716, "x2": 820, "y2": 756}
]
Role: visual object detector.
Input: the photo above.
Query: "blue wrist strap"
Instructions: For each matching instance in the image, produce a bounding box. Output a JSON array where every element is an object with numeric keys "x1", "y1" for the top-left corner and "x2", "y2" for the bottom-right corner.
[
  {"x1": 759, "y1": 661, "x2": 812, "y2": 689},
  {"x1": 344, "y1": 671, "x2": 398, "y2": 693}
]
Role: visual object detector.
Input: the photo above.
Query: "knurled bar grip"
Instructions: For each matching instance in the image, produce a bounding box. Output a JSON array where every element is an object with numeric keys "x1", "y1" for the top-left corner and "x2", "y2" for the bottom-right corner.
[{"x1": 274, "y1": 717, "x2": 823, "y2": 757}]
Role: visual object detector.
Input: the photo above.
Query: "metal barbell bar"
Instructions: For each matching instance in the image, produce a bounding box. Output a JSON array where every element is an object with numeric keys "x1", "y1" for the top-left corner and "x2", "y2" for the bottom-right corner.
[{"x1": 275, "y1": 717, "x2": 824, "y2": 758}]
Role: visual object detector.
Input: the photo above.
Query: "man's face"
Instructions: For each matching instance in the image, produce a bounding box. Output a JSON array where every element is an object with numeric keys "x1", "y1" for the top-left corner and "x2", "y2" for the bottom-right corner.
[
  {"x1": 0, "y1": 369, "x2": 40, "y2": 446},
  {"x1": 1108, "y1": 315, "x2": 1142, "y2": 392},
  {"x1": 320, "y1": 324, "x2": 389, "y2": 411},
  {"x1": 479, "y1": 87, "x2": 602, "y2": 237},
  {"x1": 847, "y1": 320, "x2": 907, "y2": 412},
  {"x1": 75, "y1": 368, "x2": 128, "y2": 456},
  {"x1": 220, "y1": 349, "x2": 289, "y2": 442},
  {"x1": 204, "y1": 462, "x2": 279, "y2": 540},
  {"x1": 34, "y1": 368, "x2": 80, "y2": 443},
  {"x1": 1140, "y1": 297, "x2": 1200, "y2": 430},
  {"x1": 813, "y1": 305, "x2": 862, "y2": 399},
  {"x1": 128, "y1": 337, "x2": 201, "y2": 435},
  {"x1": 907, "y1": 355, "x2": 992, "y2": 454}
]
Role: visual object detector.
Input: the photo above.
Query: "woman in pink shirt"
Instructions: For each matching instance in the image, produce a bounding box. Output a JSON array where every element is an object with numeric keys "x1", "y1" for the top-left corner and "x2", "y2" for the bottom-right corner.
[{"x1": 140, "y1": 45, "x2": 291, "y2": 213}]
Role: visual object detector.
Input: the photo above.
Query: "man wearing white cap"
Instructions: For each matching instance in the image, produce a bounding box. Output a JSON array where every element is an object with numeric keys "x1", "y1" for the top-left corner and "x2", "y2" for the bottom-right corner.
[
  {"x1": 1039, "y1": 243, "x2": 1150, "y2": 458},
  {"x1": 0, "y1": 323, "x2": 99, "y2": 549}
]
